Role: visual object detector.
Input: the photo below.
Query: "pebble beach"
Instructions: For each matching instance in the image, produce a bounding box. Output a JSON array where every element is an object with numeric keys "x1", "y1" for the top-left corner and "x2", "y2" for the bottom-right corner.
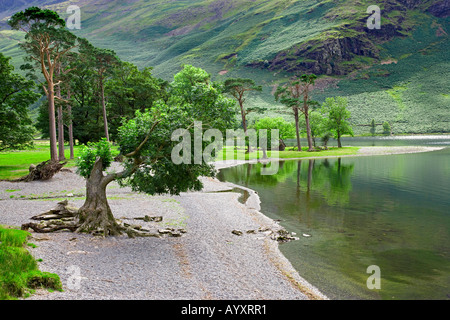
[{"x1": 0, "y1": 146, "x2": 442, "y2": 300}]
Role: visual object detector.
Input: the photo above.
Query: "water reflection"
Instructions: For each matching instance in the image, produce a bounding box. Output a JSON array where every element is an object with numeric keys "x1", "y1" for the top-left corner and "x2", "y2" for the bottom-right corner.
[
  {"x1": 285, "y1": 135, "x2": 450, "y2": 147},
  {"x1": 217, "y1": 148, "x2": 450, "y2": 300},
  {"x1": 218, "y1": 158, "x2": 355, "y2": 207}
]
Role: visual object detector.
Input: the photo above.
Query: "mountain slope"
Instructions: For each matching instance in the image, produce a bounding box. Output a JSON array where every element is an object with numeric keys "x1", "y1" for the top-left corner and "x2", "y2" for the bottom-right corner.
[{"x1": 0, "y1": 0, "x2": 449, "y2": 134}]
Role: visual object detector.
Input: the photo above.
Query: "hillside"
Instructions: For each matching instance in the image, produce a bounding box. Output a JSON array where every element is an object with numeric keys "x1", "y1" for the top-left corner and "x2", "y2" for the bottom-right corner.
[{"x1": 0, "y1": 0, "x2": 449, "y2": 134}]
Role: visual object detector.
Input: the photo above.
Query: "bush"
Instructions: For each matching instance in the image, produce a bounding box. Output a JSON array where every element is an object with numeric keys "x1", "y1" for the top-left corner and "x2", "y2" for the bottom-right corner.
[{"x1": 76, "y1": 138, "x2": 113, "y2": 178}]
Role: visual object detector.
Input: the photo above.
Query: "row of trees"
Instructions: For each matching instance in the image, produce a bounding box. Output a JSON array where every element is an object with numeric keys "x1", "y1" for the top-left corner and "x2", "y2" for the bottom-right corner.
[
  {"x1": 8, "y1": 7, "x2": 144, "y2": 161},
  {"x1": 224, "y1": 75, "x2": 354, "y2": 151},
  {"x1": 252, "y1": 95, "x2": 353, "y2": 151}
]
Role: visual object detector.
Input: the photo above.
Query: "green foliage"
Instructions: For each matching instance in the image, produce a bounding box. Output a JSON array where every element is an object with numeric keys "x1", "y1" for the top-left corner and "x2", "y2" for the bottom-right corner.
[
  {"x1": 170, "y1": 64, "x2": 211, "y2": 99},
  {"x1": 308, "y1": 111, "x2": 328, "y2": 145},
  {"x1": 383, "y1": 121, "x2": 392, "y2": 135},
  {"x1": 76, "y1": 138, "x2": 113, "y2": 178},
  {"x1": 252, "y1": 117, "x2": 296, "y2": 148},
  {"x1": 0, "y1": 225, "x2": 62, "y2": 300},
  {"x1": 9, "y1": 7, "x2": 77, "y2": 73},
  {"x1": 111, "y1": 65, "x2": 238, "y2": 196},
  {"x1": 105, "y1": 61, "x2": 168, "y2": 140},
  {"x1": 8, "y1": 6, "x2": 65, "y2": 31},
  {"x1": 321, "y1": 96, "x2": 354, "y2": 144},
  {"x1": 223, "y1": 78, "x2": 262, "y2": 102},
  {"x1": 223, "y1": 77, "x2": 264, "y2": 131},
  {"x1": 0, "y1": 52, "x2": 38, "y2": 151},
  {"x1": 169, "y1": 65, "x2": 237, "y2": 130},
  {"x1": 64, "y1": 41, "x2": 104, "y2": 144}
]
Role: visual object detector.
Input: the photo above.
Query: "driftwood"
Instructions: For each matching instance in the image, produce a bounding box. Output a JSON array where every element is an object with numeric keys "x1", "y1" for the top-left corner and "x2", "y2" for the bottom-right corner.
[
  {"x1": 14, "y1": 160, "x2": 67, "y2": 182},
  {"x1": 21, "y1": 200, "x2": 79, "y2": 233}
]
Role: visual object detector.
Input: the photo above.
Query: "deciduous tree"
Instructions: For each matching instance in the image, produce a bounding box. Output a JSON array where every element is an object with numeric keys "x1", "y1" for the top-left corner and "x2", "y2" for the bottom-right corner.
[
  {"x1": 78, "y1": 39, "x2": 119, "y2": 142},
  {"x1": 105, "y1": 61, "x2": 167, "y2": 140},
  {"x1": 321, "y1": 96, "x2": 354, "y2": 148},
  {"x1": 0, "y1": 53, "x2": 39, "y2": 151},
  {"x1": 22, "y1": 66, "x2": 237, "y2": 236}
]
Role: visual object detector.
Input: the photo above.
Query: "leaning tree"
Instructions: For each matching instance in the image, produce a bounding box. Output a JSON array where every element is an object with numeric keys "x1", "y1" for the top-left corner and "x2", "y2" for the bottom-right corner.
[{"x1": 22, "y1": 65, "x2": 237, "y2": 237}]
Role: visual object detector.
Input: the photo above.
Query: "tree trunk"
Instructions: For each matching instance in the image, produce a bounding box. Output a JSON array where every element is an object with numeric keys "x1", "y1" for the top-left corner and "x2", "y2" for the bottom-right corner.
[
  {"x1": 57, "y1": 97, "x2": 66, "y2": 162},
  {"x1": 294, "y1": 108, "x2": 302, "y2": 151},
  {"x1": 76, "y1": 159, "x2": 121, "y2": 236},
  {"x1": 100, "y1": 75, "x2": 110, "y2": 142},
  {"x1": 67, "y1": 88, "x2": 74, "y2": 160},
  {"x1": 57, "y1": 104, "x2": 65, "y2": 161},
  {"x1": 304, "y1": 110, "x2": 314, "y2": 152},
  {"x1": 239, "y1": 101, "x2": 251, "y2": 153},
  {"x1": 14, "y1": 160, "x2": 66, "y2": 182},
  {"x1": 56, "y1": 65, "x2": 65, "y2": 161},
  {"x1": 48, "y1": 83, "x2": 58, "y2": 162},
  {"x1": 337, "y1": 132, "x2": 342, "y2": 148},
  {"x1": 306, "y1": 159, "x2": 314, "y2": 202},
  {"x1": 262, "y1": 147, "x2": 268, "y2": 159}
]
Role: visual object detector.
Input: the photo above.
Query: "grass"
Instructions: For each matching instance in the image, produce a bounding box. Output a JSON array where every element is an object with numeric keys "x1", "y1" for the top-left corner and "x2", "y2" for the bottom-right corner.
[
  {"x1": 215, "y1": 146, "x2": 359, "y2": 161},
  {"x1": 0, "y1": 141, "x2": 358, "y2": 181},
  {"x1": 0, "y1": 225, "x2": 62, "y2": 300},
  {"x1": 0, "y1": 141, "x2": 83, "y2": 180},
  {"x1": 0, "y1": 141, "x2": 120, "y2": 180}
]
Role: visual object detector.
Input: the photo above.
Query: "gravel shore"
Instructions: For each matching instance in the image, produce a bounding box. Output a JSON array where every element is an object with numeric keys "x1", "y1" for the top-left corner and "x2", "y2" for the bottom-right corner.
[
  {"x1": 0, "y1": 167, "x2": 325, "y2": 300},
  {"x1": 0, "y1": 146, "x2": 442, "y2": 300}
]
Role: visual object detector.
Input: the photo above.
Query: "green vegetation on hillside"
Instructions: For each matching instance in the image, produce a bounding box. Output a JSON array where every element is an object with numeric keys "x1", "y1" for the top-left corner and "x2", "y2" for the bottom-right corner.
[
  {"x1": 0, "y1": 0, "x2": 448, "y2": 137},
  {"x1": 314, "y1": 15, "x2": 450, "y2": 135}
]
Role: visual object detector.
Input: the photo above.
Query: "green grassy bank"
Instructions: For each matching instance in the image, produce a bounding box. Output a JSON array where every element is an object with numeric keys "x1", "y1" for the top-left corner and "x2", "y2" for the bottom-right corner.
[{"x1": 0, "y1": 225, "x2": 62, "y2": 300}]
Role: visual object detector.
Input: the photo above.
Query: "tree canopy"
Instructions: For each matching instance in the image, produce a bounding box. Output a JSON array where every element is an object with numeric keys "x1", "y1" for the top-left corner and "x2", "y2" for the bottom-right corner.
[
  {"x1": 68, "y1": 65, "x2": 238, "y2": 236},
  {"x1": 321, "y1": 96, "x2": 354, "y2": 148},
  {"x1": 0, "y1": 53, "x2": 39, "y2": 151}
]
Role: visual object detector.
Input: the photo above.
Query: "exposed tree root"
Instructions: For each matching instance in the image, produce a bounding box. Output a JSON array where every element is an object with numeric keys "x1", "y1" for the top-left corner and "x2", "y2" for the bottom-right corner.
[{"x1": 20, "y1": 200, "x2": 183, "y2": 238}]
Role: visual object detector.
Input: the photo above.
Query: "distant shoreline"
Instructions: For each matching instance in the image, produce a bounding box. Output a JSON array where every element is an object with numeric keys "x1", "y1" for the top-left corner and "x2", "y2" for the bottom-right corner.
[{"x1": 214, "y1": 146, "x2": 446, "y2": 170}]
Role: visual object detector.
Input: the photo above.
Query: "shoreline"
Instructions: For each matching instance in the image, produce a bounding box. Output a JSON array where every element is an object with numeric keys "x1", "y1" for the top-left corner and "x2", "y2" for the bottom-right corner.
[
  {"x1": 0, "y1": 146, "x2": 444, "y2": 300},
  {"x1": 213, "y1": 146, "x2": 446, "y2": 170}
]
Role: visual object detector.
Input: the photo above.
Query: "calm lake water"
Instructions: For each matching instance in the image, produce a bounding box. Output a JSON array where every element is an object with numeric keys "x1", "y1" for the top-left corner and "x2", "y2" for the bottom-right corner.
[{"x1": 217, "y1": 136, "x2": 450, "y2": 300}]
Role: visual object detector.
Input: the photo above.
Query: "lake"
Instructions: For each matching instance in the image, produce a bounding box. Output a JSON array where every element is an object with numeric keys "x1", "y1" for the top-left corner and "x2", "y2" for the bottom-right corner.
[{"x1": 217, "y1": 136, "x2": 450, "y2": 300}]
